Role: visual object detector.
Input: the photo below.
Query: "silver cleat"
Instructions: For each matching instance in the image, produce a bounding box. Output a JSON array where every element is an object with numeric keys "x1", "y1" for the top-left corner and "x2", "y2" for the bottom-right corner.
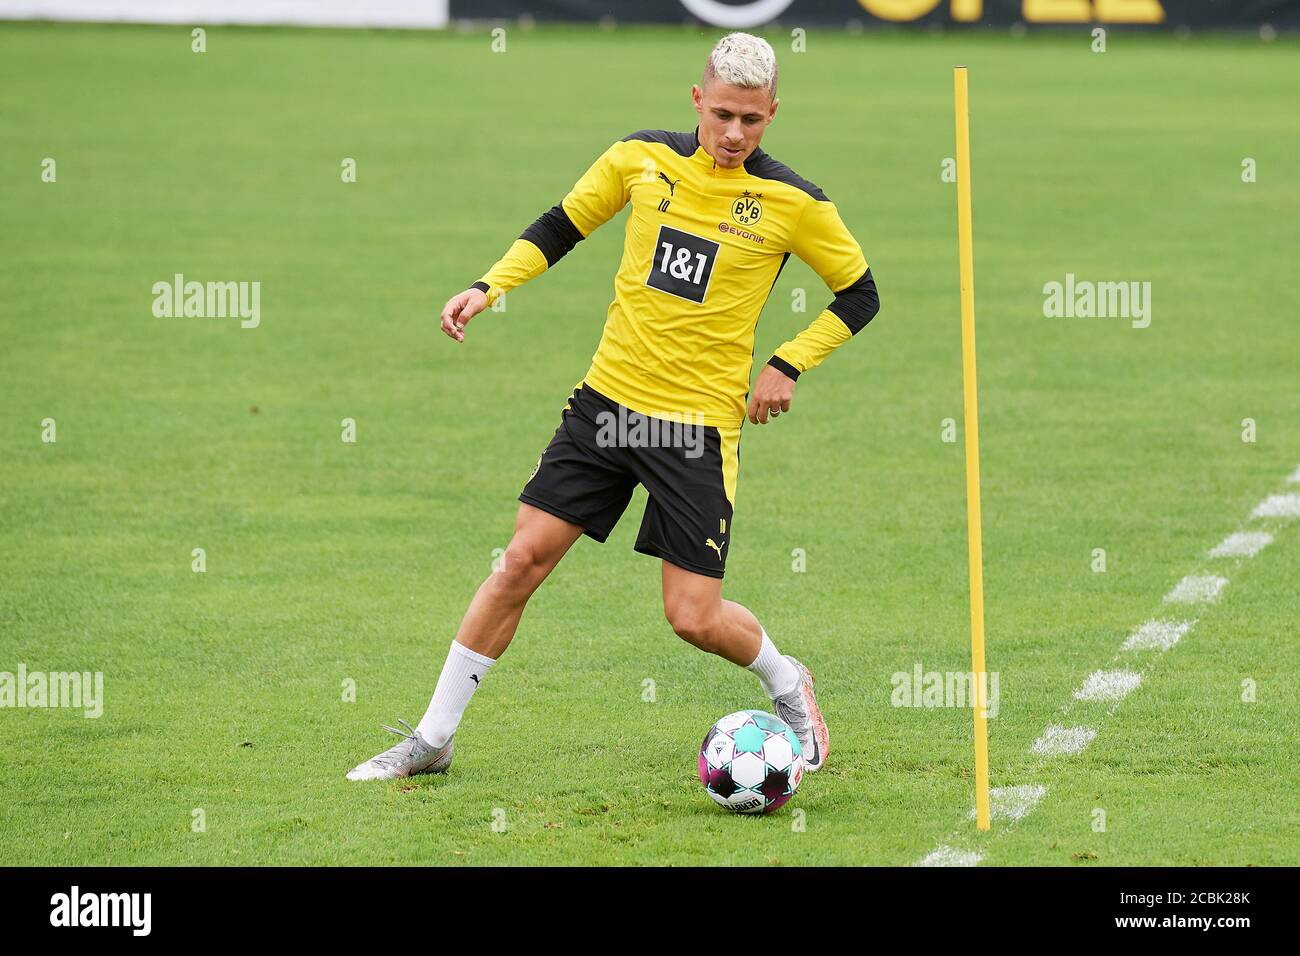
[
  {"x1": 773, "y1": 656, "x2": 829, "y2": 772},
  {"x1": 345, "y1": 719, "x2": 454, "y2": 781}
]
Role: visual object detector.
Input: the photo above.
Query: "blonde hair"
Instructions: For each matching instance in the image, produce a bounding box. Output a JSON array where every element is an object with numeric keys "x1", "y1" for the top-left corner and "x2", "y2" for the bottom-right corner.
[{"x1": 703, "y1": 32, "x2": 778, "y2": 97}]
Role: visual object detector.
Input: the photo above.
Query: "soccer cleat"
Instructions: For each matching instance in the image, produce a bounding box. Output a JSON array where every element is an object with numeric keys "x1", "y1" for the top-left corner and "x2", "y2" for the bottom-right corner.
[
  {"x1": 772, "y1": 656, "x2": 829, "y2": 773},
  {"x1": 345, "y1": 718, "x2": 454, "y2": 781}
]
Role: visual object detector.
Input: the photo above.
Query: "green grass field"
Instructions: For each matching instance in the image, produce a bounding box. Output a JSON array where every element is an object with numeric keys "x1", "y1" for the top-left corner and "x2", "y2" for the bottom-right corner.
[{"x1": 1, "y1": 21, "x2": 1297, "y2": 866}]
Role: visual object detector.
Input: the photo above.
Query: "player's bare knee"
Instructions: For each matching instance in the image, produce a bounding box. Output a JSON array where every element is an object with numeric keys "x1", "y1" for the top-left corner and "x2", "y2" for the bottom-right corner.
[
  {"x1": 666, "y1": 604, "x2": 720, "y2": 653},
  {"x1": 492, "y1": 541, "x2": 548, "y2": 602}
]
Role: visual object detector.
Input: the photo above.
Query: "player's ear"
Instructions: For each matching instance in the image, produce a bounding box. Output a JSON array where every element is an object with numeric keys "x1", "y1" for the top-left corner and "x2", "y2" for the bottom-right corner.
[
  {"x1": 768, "y1": 97, "x2": 779, "y2": 122},
  {"x1": 692, "y1": 83, "x2": 703, "y2": 114}
]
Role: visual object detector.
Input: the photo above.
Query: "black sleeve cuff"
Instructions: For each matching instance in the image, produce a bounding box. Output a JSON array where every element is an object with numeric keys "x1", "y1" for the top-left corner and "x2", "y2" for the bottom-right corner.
[
  {"x1": 470, "y1": 281, "x2": 490, "y2": 295},
  {"x1": 767, "y1": 355, "x2": 801, "y2": 381}
]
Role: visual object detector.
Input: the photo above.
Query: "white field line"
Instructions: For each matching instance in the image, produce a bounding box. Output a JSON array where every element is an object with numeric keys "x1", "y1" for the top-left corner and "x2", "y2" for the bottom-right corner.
[
  {"x1": 1030, "y1": 725, "x2": 1097, "y2": 755},
  {"x1": 916, "y1": 845, "x2": 984, "y2": 867},
  {"x1": 1164, "y1": 574, "x2": 1229, "y2": 604},
  {"x1": 1074, "y1": 669, "x2": 1142, "y2": 702},
  {"x1": 1289, "y1": 465, "x2": 1300, "y2": 483},
  {"x1": 966, "y1": 785, "x2": 1048, "y2": 823},
  {"x1": 910, "y1": 463, "x2": 1298, "y2": 866},
  {"x1": 1252, "y1": 494, "x2": 1300, "y2": 518},
  {"x1": 1208, "y1": 531, "x2": 1273, "y2": 558},
  {"x1": 1121, "y1": 618, "x2": 1195, "y2": 652}
]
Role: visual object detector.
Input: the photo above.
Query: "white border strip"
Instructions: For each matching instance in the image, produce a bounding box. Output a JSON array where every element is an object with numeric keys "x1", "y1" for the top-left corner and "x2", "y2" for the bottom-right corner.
[{"x1": 0, "y1": 1, "x2": 450, "y2": 28}]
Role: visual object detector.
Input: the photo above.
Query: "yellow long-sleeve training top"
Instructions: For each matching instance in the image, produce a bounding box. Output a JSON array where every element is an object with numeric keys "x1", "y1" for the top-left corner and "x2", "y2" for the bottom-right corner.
[{"x1": 471, "y1": 128, "x2": 879, "y2": 427}]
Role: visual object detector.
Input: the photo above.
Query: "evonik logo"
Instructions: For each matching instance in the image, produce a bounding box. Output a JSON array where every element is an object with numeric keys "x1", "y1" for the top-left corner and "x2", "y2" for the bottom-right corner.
[{"x1": 717, "y1": 222, "x2": 765, "y2": 244}]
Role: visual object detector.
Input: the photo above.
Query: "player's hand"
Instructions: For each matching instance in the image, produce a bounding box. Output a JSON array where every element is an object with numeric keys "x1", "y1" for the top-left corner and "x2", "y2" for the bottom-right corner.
[
  {"x1": 439, "y1": 287, "x2": 488, "y2": 343},
  {"x1": 748, "y1": 363, "x2": 796, "y2": 425}
]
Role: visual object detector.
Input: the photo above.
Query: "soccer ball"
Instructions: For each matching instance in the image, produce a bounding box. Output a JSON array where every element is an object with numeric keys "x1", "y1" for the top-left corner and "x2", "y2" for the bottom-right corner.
[{"x1": 698, "y1": 709, "x2": 804, "y2": 814}]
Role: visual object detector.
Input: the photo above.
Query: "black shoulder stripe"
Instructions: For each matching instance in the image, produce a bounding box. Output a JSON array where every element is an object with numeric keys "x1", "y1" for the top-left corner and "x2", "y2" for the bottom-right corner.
[
  {"x1": 743, "y1": 149, "x2": 829, "y2": 202},
  {"x1": 621, "y1": 129, "x2": 697, "y2": 158},
  {"x1": 520, "y1": 203, "x2": 585, "y2": 266}
]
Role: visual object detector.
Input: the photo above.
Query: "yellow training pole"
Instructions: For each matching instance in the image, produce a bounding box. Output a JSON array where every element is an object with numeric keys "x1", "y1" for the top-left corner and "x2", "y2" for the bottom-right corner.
[{"x1": 953, "y1": 66, "x2": 991, "y2": 832}]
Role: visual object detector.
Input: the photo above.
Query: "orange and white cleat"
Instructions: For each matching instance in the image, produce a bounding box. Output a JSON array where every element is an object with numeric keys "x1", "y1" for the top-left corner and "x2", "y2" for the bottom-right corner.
[{"x1": 773, "y1": 656, "x2": 829, "y2": 772}]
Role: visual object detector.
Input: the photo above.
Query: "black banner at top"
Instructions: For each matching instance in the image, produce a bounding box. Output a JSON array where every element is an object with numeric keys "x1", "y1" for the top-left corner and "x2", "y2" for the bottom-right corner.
[{"x1": 450, "y1": 0, "x2": 1300, "y2": 28}]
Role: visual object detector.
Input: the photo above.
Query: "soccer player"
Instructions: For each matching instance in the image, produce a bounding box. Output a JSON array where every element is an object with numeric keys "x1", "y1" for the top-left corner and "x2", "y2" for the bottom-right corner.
[{"x1": 347, "y1": 32, "x2": 878, "y2": 781}]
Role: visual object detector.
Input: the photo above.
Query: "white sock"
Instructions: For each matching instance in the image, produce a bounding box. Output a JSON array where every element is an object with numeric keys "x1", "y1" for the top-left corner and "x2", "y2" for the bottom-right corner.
[
  {"x1": 746, "y1": 629, "x2": 800, "y2": 699},
  {"x1": 416, "y1": 641, "x2": 496, "y2": 747}
]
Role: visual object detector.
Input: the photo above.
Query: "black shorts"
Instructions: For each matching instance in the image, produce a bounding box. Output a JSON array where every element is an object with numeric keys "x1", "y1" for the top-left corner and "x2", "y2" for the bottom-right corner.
[{"x1": 520, "y1": 383, "x2": 741, "y2": 578}]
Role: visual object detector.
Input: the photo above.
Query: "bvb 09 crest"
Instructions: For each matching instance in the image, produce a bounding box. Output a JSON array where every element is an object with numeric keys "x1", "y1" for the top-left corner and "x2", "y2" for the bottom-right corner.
[{"x1": 731, "y1": 192, "x2": 762, "y2": 226}]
